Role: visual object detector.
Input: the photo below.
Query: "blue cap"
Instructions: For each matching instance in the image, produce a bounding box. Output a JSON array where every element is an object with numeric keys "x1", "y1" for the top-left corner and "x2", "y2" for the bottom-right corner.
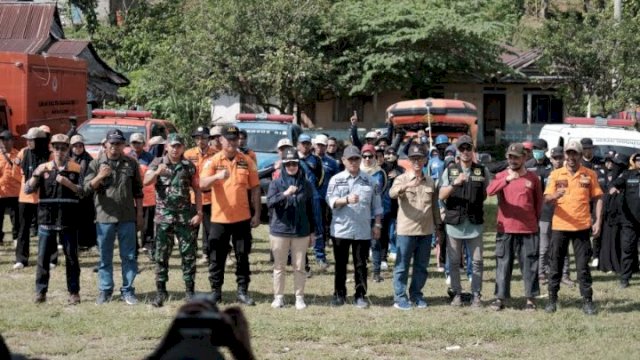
[{"x1": 298, "y1": 134, "x2": 311, "y2": 143}]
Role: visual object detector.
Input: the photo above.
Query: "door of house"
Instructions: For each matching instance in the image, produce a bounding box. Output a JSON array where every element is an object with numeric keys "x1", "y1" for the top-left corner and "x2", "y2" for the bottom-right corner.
[{"x1": 483, "y1": 94, "x2": 506, "y2": 145}]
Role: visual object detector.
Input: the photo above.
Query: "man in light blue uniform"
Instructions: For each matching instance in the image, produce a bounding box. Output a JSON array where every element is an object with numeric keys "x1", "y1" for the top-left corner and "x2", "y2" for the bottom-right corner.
[{"x1": 327, "y1": 145, "x2": 383, "y2": 309}]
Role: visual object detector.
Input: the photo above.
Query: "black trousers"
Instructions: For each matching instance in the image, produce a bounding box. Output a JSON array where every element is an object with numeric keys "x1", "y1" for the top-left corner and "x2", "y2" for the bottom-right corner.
[
  {"x1": 208, "y1": 220, "x2": 252, "y2": 290},
  {"x1": 142, "y1": 205, "x2": 155, "y2": 249},
  {"x1": 494, "y1": 233, "x2": 540, "y2": 299},
  {"x1": 199, "y1": 204, "x2": 212, "y2": 256},
  {"x1": 549, "y1": 229, "x2": 593, "y2": 299},
  {"x1": 0, "y1": 197, "x2": 19, "y2": 242},
  {"x1": 15, "y1": 202, "x2": 37, "y2": 265},
  {"x1": 35, "y1": 227, "x2": 80, "y2": 295},
  {"x1": 620, "y1": 221, "x2": 640, "y2": 282},
  {"x1": 333, "y1": 238, "x2": 370, "y2": 299},
  {"x1": 77, "y1": 198, "x2": 97, "y2": 248}
]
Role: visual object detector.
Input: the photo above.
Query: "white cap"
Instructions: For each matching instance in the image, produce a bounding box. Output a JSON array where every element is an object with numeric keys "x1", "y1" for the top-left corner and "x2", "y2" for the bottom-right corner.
[
  {"x1": 276, "y1": 138, "x2": 293, "y2": 149},
  {"x1": 365, "y1": 131, "x2": 378, "y2": 139},
  {"x1": 148, "y1": 136, "x2": 166, "y2": 146},
  {"x1": 70, "y1": 135, "x2": 85, "y2": 145},
  {"x1": 129, "y1": 133, "x2": 145, "y2": 144},
  {"x1": 314, "y1": 134, "x2": 328, "y2": 146}
]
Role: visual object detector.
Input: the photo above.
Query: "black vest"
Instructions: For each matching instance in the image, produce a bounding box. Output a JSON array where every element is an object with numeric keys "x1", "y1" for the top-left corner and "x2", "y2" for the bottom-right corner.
[
  {"x1": 444, "y1": 163, "x2": 486, "y2": 225},
  {"x1": 37, "y1": 160, "x2": 82, "y2": 227}
]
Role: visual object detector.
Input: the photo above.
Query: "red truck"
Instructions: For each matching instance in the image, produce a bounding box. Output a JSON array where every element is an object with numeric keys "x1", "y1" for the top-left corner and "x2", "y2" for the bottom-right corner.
[{"x1": 0, "y1": 52, "x2": 87, "y2": 144}]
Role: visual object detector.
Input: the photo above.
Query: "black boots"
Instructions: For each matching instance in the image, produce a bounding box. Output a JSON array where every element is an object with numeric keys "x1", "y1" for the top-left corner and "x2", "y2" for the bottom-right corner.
[
  {"x1": 582, "y1": 297, "x2": 596, "y2": 315},
  {"x1": 185, "y1": 281, "x2": 195, "y2": 301},
  {"x1": 211, "y1": 288, "x2": 222, "y2": 304},
  {"x1": 545, "y1": 294, "x2": 557, "y2": 313},
  {"x1": 152, "y1": 282, "x2": 168, "y2": 308},
  {"x1": 237, "y1": 289, "x2": 256, "y2": 306}
]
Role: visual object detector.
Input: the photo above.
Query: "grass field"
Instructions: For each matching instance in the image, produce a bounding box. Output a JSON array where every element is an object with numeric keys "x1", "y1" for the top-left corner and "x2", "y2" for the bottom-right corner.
[{"x1": 1, "y1": 200, "x2": 640, "y2": 359}]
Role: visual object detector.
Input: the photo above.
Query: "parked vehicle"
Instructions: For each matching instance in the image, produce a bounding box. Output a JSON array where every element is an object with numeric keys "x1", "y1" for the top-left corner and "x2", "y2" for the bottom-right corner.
[
  {"x1": 538, "y1": 117, "x2": 640, "y2": 158},
  {"x1": 76, "y1": 109, "x2": 177, "y2": 158},
  {"x1": 234, "y1": 113, "x2": 303, "y2": 205},
  {"x1": 0, "y1": 52, "x2": 87, "y2": 144}
]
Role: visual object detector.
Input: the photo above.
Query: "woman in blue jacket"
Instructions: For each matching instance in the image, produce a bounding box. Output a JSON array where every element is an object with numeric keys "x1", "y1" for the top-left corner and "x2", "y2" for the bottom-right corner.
[{"x1": 267, "y1": 148, "x2": 315, "y2": 310}]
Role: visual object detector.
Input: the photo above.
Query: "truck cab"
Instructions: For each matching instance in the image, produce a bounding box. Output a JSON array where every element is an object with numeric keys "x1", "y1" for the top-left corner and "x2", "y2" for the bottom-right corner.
[{"x1": 234, "y1": 113, "x2": 303, "y2": 205}]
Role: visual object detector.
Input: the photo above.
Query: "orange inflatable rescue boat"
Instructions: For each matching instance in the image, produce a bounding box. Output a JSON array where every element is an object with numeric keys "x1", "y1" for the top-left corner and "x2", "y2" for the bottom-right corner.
[{"x1": 386, "y1": 98, "x2": 478, "y2": 145}]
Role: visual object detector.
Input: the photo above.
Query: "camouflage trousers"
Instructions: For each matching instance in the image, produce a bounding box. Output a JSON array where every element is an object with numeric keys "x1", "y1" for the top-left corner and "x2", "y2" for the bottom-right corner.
[{"x1": 155, "y1": 221, "x2": 197, "y2": 283}]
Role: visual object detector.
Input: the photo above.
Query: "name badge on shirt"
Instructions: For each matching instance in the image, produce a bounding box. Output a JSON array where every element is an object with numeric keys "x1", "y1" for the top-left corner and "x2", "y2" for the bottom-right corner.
[{"x1": 579, "y1": 174, "x2": 591, "y2": 188}]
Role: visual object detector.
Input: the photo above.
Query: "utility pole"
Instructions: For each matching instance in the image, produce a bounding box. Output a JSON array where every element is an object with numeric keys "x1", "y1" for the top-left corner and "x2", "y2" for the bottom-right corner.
[{"x1": 614, "y1": 0, "x2": 622, "y2": 21}]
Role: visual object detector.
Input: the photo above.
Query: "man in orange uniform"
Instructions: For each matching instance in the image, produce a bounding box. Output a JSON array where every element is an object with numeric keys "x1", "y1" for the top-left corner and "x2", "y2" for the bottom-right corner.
[
  {"x1": 127, "y1": 133, "x2": 156, "y2": 259},
  {"x1": 0, "y1": 130, "x2": 21, "y2": 245},
  {"x1": 200, "y1": 125, "x2": 261, "y2": 305},
  {"x1": 14, "y1": 127, "x2": 51, "y2": 270},
  {"x1": 544, "y1": 140, "x2": 603, "y2": 315},
  {"x1": 185, "y1": 126, "x2": 218, "y2": 264}
]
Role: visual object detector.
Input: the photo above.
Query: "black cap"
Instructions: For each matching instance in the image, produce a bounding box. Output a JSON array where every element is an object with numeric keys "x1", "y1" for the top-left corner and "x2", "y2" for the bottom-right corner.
[
  {"x1": 580, "y1": 138, "x2": 594, "y2": 149},
  {"x1": 533, "y1": 139, "x2": 548, "y2": 150},
  {"x1": 106, "y1": 129, "x2": 126, "y2": 143},
  {"x1": 613, "y1": 153, "x2": 629, "y2": 166},
  {"x1": 221, "y1": 125, "x2": 240, "y2": 140},
  {"x1": 384, "y1": 147, "x2": 397, "y2": 155},
  {"x1": 456, "y1": 135, "x2": 473, "y2": 148},
  {"x1": 408, "y1": 145, "x2": 425, "y2": 158},
  {"x1": 0, "y1": 130, "x2": 14, "y2": 140},
  {"x1": 191, "y1": 126, "x2": 210, "y2": 138},
  {"x1": 550, "y1": 146, "x2": 564, "y2": 157},
  {"x1": 281, "y1": 147, "x2": 299, "y2": 163}
]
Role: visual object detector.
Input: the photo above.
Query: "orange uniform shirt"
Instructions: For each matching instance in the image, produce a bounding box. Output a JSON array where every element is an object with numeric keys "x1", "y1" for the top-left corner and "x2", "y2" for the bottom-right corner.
[
  {"x1": 16, "y1": 147, "x2": 53, "y2": 204},
  {"x1": 544, "y1": 165, "x2": 603, "y2": 231},
  {"x1": 201, "y1": 151, "x2": 259, "y2": 224},
  {"x1": 0, "y1": 148, "x2": 22, "y2": 198},
  {"x1": 184, "y1": 146, "x2": 217, "y2": 205}
]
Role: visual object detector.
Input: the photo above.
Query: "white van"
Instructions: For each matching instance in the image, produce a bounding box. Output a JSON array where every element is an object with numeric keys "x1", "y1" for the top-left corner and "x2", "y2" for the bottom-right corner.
[{"x1": 538, "y1": 118, "x2": 640, "y2": 157}]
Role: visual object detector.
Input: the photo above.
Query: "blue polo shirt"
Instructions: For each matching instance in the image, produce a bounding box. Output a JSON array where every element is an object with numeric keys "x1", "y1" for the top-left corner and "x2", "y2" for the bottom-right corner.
[{"x1": 326, "y1": 170, "x2": 383, "y2": 240}]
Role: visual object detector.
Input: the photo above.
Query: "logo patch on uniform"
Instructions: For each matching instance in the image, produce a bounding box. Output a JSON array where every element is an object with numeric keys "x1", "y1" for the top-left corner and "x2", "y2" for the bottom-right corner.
[
  {"x1": 69, "y1": 173, "x2": 76, "y2": 181},
  {"x1": 43, "y1": 172, "x2": 50, "y2": 179},
  {"x1": 525, "y1": 180, "x2": 533, "y2": 189},
  {"x1": 579, "y1": 174, "x2": 590, "y2": 188},
  {"x1": 473, "y1": 168, "x2": 482, "y2": 176},
  {"x1": 237, "y1": 160, "x2": 248, "y2": 169},
  {"x1": 450, "y1": 169, "x2": 459, "y2": 176}
]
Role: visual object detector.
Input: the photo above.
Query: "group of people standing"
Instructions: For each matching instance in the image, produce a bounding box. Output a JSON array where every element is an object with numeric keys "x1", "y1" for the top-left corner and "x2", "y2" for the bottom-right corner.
[{"x1": 2, "y1": 118, "x2": 638, "y2": 314}]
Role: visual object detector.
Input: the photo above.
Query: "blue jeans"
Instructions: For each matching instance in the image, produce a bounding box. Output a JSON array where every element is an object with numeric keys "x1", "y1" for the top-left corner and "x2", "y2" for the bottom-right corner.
[
  {"x1": 96, "y1": 222, "x2": 137, "y2": 295},
  {"x1": 35, "y1": 227, "x2": 80, "y2": 294},
  {"x1": 393, "y1": 235, "x2": 432, "y2": 302},
  {"x1": 388, "y1": 219, "x2": 397, "y2": 255},
  {"x1": 312, "y1": 197, "x2": 325, "y2": 261}
]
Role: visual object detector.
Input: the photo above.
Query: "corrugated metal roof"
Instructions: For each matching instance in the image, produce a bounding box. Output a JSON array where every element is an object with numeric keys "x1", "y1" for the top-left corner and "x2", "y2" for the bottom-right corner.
[
  {"x1": 0, "y1": 2, "x2": 63, "y2": 41},
  {"x1": 46, "y1": 39, "x2": 89, "y2": 57},
  {"x1": 0, "y1": 37, "x2": 50, "y2": 53}
]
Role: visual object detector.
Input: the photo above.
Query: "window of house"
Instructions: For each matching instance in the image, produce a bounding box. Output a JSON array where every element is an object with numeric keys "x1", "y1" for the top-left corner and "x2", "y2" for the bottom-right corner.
[{"x1": 522, "y1": 94, "x2": 563, "y2": 124}]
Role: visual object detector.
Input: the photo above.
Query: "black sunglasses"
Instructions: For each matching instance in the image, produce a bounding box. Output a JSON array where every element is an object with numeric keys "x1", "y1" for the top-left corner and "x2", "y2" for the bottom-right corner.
[{"x1": 362, "y1": 154, "x2": 374, "y2": 159}]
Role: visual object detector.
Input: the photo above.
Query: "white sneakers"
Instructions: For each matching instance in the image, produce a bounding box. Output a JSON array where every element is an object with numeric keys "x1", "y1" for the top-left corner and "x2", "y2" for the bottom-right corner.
[
  {"x1": 445, "y1": 275, "x2": 451, "y2": 285},
  {"x1": 271, "y1": 295, "x2": 307, "y2": 310},
  {"x1": 380, "y1": 261, "x2": 389, "y2": 271},
  {"x1": 12, "y1": 262, "x2": 24, "y2": 270},
  {"x1": 591, "y1": 258, "x2": 599, "y2": 268},
  {"x1": 271, "y1": 295, "x2": 284, "y2": 309}
]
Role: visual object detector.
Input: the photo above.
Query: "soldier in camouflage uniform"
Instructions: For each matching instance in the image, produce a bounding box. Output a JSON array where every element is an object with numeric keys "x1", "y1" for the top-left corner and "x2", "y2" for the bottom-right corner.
[{"x1": 144, "y1": 133, "x2": 203, "y2": 307}]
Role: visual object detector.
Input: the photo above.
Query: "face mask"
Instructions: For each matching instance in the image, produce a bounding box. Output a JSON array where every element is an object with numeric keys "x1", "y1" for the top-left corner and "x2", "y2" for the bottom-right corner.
[
  {"x1": 532, "y1": 150, "x2": 545, "y2": 161},
  {"x1": 384, "y1": 154, "x2": 398, "y2": 163}
]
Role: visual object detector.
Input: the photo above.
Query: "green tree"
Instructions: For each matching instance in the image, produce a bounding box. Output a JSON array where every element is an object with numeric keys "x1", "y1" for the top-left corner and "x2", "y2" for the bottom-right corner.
[
  {"x1": 534, "y1": 9, "x2": 640, "y2": 115},
  {"x1": 321, "y1": 0, "x2": 510, "y2": 98}
]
